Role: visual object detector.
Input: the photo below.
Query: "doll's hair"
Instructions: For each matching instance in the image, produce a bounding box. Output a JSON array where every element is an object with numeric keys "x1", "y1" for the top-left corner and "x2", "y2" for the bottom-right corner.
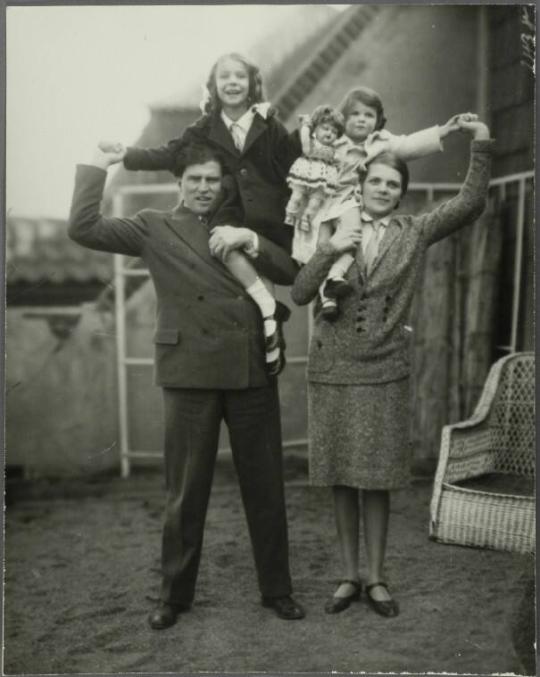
[
  {"x1": 338, "y1": 86, "x2": 387, "y2": 130},
  {"x1": 202, "y1": 53, "x2": 264, "y2": 116},
  {"x1": 362, "y1": 152, "x2": 409, "y2": 197},
  {"x1": 174, "y1": 142, "x2": 226, "y2": 178},
  {"x1": 309, "y1": 105, "x2": 345, "y2": 137}
]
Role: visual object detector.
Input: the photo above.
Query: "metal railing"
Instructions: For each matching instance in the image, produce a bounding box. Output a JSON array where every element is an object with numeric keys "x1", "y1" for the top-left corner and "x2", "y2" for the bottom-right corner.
[{"x1": 112, "y1": 170, "x2": 533, "y2": 476}]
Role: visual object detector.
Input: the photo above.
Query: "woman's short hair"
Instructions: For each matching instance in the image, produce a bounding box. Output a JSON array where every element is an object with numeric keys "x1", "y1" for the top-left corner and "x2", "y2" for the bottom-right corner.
[
  {"x1": 174, "y1": 143, "x2": 226, "y2": 178},
  {"x1": 203, "y1": 52, "x2": 264, "y2": 116},
  {"x1": 338, "y1": 86, "x2": 387, "y2": 130},
  {"x1": 309, "y1": 105, "x2": 345, "y2": 137},
  {"x1": 363, "y1": 152, "x2": 410, "y2": 197}
]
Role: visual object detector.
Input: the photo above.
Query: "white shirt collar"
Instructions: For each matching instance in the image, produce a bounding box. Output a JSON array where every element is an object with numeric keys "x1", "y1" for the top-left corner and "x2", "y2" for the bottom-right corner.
[
  {"x1": 221, "y1": 108, "x2": 255, "y2": 134},
  {"x1": 361, "y1": 211, "x2": 391, "y2": 227}
]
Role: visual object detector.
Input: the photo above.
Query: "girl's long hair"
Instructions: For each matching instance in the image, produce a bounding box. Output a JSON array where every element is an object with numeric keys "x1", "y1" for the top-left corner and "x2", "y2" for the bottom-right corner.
[{"x1": 202, "y1": 53, "x2": 265, "y2": 116}]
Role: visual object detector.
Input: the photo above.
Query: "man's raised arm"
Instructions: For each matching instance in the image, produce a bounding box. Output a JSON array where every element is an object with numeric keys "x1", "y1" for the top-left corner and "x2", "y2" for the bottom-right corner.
[{"x1": 68, "y1": 146, "x2": 147, "y2": 257}]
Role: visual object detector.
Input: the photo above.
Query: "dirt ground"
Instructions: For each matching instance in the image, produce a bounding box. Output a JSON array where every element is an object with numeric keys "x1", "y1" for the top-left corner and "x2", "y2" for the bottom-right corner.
[{"x1": 3, "y1": 457, "x2": 535, "y2": 676}]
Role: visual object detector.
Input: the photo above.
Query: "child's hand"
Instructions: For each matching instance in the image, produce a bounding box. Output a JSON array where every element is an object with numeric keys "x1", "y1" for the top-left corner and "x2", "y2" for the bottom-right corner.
[
  {"x1": 439, "y1": 113, "x2": 479, "y2": 138},
  {"x1": 298, "y1": 114, "x2": 311, "y2": 126},
  {"x1": 456, "y1": 117, "x2": 490, "y2": 140},
  {"x1": 98, "y1": 140, "x2": 127, "y2": 157},
  {"x1": 90, "y1": 144, "x2": 126, "y2": 169}
]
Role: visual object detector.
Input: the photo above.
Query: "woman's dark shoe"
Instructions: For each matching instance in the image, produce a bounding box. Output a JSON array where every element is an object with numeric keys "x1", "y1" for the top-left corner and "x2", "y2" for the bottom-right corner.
[
  {"x1": 365, "y1": 582, "x2": 399, "y2": 618},
  {"x1": 262, "y1": 594, "x2": 305, "y2": 620},
  {"x1": 324, "y1": 579, "x2": 362, "y2": 614}
]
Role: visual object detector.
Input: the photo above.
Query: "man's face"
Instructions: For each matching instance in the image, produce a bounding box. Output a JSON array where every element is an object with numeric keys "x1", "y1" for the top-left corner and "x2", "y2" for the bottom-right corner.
[{"x1": 180, "y1": 160, "x2": 223, "y2": 215}]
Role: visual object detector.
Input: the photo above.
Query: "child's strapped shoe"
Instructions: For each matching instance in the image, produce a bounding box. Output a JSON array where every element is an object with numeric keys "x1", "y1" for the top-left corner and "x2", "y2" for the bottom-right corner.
[
  {"x1": 299, "y1": 216, "x2": 311, "y2": 232},
  {"x1": 320, "y1": 298, "x2": 339, "y2": 321},
  {"x1": 324, "y1": 278, "x2": 353, "y2": 299},
  {"x1": 265, "y1": 302, "x2": 290, "y2": 377}
]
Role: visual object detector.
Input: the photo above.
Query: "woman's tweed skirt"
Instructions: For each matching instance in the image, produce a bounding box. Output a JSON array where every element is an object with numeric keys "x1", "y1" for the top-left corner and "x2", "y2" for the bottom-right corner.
[{"x1": 308, "y1": 378, "x2": 412, "y2": 490}]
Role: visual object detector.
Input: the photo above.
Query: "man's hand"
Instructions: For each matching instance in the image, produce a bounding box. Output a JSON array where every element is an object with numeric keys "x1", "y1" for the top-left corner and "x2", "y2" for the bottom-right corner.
[
  {"x1": 439, "y1": 113, "x2": 479, "y2": 139},
  {"x1": 90, "y1": 143, "x2": 126, "y2": 170},
  {"x1": 208, "y1": 226, "x2": 255, "y2": 261},
  {"x1": 456, "y1": 117, "x2": 490, "y2": 140}
]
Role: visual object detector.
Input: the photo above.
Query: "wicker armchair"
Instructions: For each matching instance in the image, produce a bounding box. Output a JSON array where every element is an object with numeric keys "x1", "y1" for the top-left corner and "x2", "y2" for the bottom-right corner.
[{"x1": 430, "y1": 352, "x2": 535, "y2": 554}]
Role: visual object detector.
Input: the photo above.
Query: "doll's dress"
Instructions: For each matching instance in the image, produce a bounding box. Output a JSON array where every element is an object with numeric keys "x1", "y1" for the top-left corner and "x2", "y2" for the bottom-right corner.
[{"x1": 287, "y1": 139, "x2": 338, "y2": 195}]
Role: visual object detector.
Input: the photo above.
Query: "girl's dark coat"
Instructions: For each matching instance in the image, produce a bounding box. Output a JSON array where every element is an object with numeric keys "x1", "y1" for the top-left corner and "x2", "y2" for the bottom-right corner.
[{"x1": 124, "y1": 112, "x2": 302, "y2": 252}]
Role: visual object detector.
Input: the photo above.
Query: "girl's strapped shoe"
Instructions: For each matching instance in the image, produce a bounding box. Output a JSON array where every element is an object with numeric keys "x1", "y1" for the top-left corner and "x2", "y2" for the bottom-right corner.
[
  {"x1": 324, "y1": 579, "x2": 362, "y2": 614},
  {"x1": 321, "y1": 298, "x2": 339, "y2": 321},
  {"x1": 365, "y1": 582, "x2": 399, "y2": 618}
]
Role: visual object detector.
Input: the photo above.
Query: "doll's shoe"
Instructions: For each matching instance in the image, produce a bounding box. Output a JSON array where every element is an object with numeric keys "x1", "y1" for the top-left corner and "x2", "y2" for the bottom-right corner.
[
  {"x1": 365, "y1": 582, "x2": 399, "y2": 618},
  {"x1": 324, "y1": 278, "x2": 354, "y2": 299},
  {"x1": 320, "y1": 299, "x2": 339, "y2": 321},
  {"x1": 325, "y1": 579, "x2": 362, "y2": 614},
  {"x1": 299, "y1": 216, "x2": 311, "y2": 232}
]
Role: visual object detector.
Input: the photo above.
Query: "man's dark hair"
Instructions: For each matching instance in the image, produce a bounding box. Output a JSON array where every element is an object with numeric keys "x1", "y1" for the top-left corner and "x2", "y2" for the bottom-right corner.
[{"x1": 174, "y1": 143, "x2": 226, "y2": 178}]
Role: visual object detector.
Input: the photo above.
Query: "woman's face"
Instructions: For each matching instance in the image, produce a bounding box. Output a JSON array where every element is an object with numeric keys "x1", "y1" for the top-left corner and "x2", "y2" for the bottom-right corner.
[
  {"x1": 215, "y1": 57, "x2": 250, "y2": 111},
  {"x1": 344, "y1": 101, "x2": 378, "y2": 142},
  {"x1": 362, "y1": 163, "x2": 403, "y2": 217}
]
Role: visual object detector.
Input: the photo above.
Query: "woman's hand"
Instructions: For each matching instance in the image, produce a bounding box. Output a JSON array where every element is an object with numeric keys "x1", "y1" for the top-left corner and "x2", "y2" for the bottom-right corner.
[
  {"x1": 327, "y1": 219, "x2": 362, "y2": 254},
  {"x1": 439, "y1": 112, "x2": 479, "y2": 139},
  {"x1": 457, "y1": 117, "x2": 490, "y2": 140}
]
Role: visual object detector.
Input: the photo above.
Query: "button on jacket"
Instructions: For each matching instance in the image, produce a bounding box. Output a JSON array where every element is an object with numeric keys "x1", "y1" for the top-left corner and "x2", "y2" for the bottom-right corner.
[
  {"x1": 291, "y1": 140, "x2": 493, "y2": 385},
  {"x1": 123, "y1": 110, "x2": 302, "y2": 253},
  {"x1": 68, "y1": 164, "x2": 298, "y2": 390}
]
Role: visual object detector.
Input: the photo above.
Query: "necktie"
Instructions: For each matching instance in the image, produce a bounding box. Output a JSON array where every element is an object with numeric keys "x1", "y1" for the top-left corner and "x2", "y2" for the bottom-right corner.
[
  {"x1": 363, "y1": 221, "x2": 382, "y2": 274},
  {"x1": 230, "y1": 123, "x2": 244, "y2": 152}
]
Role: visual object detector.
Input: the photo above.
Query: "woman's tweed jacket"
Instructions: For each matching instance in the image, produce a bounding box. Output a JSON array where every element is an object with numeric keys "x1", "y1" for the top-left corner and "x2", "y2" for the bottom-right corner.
[{"x1": 291, "y1": 139, "x2": 493, "y2": 385}]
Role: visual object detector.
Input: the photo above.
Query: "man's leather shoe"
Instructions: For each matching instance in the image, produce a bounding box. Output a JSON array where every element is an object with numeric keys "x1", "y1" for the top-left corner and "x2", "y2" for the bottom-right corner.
[
  {"x1": 148, "y1": 601, "x2": 188, "y2": 630},
  {"x1": 261, "y1": 595, "x2": 305, "y2": 620}
]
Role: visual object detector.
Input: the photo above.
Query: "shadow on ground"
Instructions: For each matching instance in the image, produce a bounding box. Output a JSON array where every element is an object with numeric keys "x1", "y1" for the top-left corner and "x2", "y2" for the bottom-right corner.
[{"x1": 3, "y1": 457, "x2": 535, "y2": 675}]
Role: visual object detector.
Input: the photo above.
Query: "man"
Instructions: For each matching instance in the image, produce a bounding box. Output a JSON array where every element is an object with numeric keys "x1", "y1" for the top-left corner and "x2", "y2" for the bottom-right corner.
[{"x1": 68, "y1": 142, "x2": 305, "y2": 629}]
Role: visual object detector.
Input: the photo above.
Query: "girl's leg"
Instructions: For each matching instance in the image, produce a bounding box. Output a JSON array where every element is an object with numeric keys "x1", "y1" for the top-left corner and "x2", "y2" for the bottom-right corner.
[
  {"x1": 285, "y1": 185, "x2": 308, "y2": 225},
  {"x1": 224, "y1": 251, "x2": 279, "y2": 366},
  {"x1": 316, "y1": 220, "x2": 340, "y2": 319},
  {"x1": 362, "y1": 489, "x2": 392, "y2": 601},
  {"x1": 332, "y1": 485, "x2": 361, "y2": 596},
  {"x1": 327, "y1": 207, "x2": 361, "y2": 282}
]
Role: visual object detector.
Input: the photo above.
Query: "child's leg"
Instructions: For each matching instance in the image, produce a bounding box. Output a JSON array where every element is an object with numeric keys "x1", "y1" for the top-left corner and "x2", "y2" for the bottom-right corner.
[
  {"x1": 222, "y1": 251, "x2": 280, "y2": 367},
  {"x1": 285, "y1": 185, "x2": 308, "y2": 225},
  {"x1": 300, "y1": 188, "x2": 326, "y2": 231},
  {"x1": 324, "y1": 207, "x2": 362, "y2": 299}
]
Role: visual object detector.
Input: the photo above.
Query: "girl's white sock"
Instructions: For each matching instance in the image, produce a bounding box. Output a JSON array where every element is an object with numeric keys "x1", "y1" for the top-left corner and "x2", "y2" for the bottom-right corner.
[{"x1": 246, "y1": 279, "x2": 276, "y2": 337}]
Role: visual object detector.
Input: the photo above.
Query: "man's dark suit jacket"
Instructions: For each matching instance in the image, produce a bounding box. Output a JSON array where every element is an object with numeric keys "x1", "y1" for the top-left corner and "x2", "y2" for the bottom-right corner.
[{"x1": 68, "y1": 164, "x2": 298, "y2": 390}]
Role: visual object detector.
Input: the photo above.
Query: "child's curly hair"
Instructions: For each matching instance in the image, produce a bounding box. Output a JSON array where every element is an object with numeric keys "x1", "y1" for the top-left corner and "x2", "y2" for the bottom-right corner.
[
  {"x1": 202, "y1": 53, "x2": 265, "y2": 116},
  {"x1": 338, "y1": 87, "x2": 387, "y2": 131},
  {"x1": 309, "y1": 105, "x2": 345, "y2": 137}
]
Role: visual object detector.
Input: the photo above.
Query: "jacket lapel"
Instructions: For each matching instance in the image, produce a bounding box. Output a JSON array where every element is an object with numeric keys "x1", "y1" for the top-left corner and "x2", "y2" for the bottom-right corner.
[
  {"x1": 208, "y1": 115, "x2": 239, "y2": 157},
  {"x1": 242, "y1": 113, "x2": 266, "y2": 155},
  {"x1": 368, "y1": 220, "x2": 401, "y2": 277},
  {"x1": 164, "y1": 208, "x2": 241, "y2": 292}
]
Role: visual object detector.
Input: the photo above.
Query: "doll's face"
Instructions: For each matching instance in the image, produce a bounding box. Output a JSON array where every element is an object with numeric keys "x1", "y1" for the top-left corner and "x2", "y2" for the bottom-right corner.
[
  {"x1": 314, "y1": 122, "x2": 338, "y2": 145},
  {"x1": 344, "y1": 101, "x2": 378, "y2": 142},
  {"x1": 215, "y1": 56, "x2": 250, "y2": 110},
  {"x1": 362, "y1": 163, "x2": 403, "y2": 217}
]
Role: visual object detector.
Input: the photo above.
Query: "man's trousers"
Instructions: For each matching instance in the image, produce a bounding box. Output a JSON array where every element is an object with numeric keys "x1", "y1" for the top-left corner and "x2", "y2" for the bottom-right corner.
[{"x1": 160, "y1": 382, "x2": 293, "y2": 606}]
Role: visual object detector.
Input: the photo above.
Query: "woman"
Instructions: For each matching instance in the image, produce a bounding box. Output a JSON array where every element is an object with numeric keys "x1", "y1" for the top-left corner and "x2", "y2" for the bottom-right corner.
[{"x1": 291, "y1": 117, "x2": 492, "y2": 617}]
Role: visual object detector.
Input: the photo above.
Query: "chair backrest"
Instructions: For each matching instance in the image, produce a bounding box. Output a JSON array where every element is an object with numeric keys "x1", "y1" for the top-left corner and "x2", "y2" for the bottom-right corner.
[{"x1": 489, "y1": 354, "x2": 535, "y2": 477}]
